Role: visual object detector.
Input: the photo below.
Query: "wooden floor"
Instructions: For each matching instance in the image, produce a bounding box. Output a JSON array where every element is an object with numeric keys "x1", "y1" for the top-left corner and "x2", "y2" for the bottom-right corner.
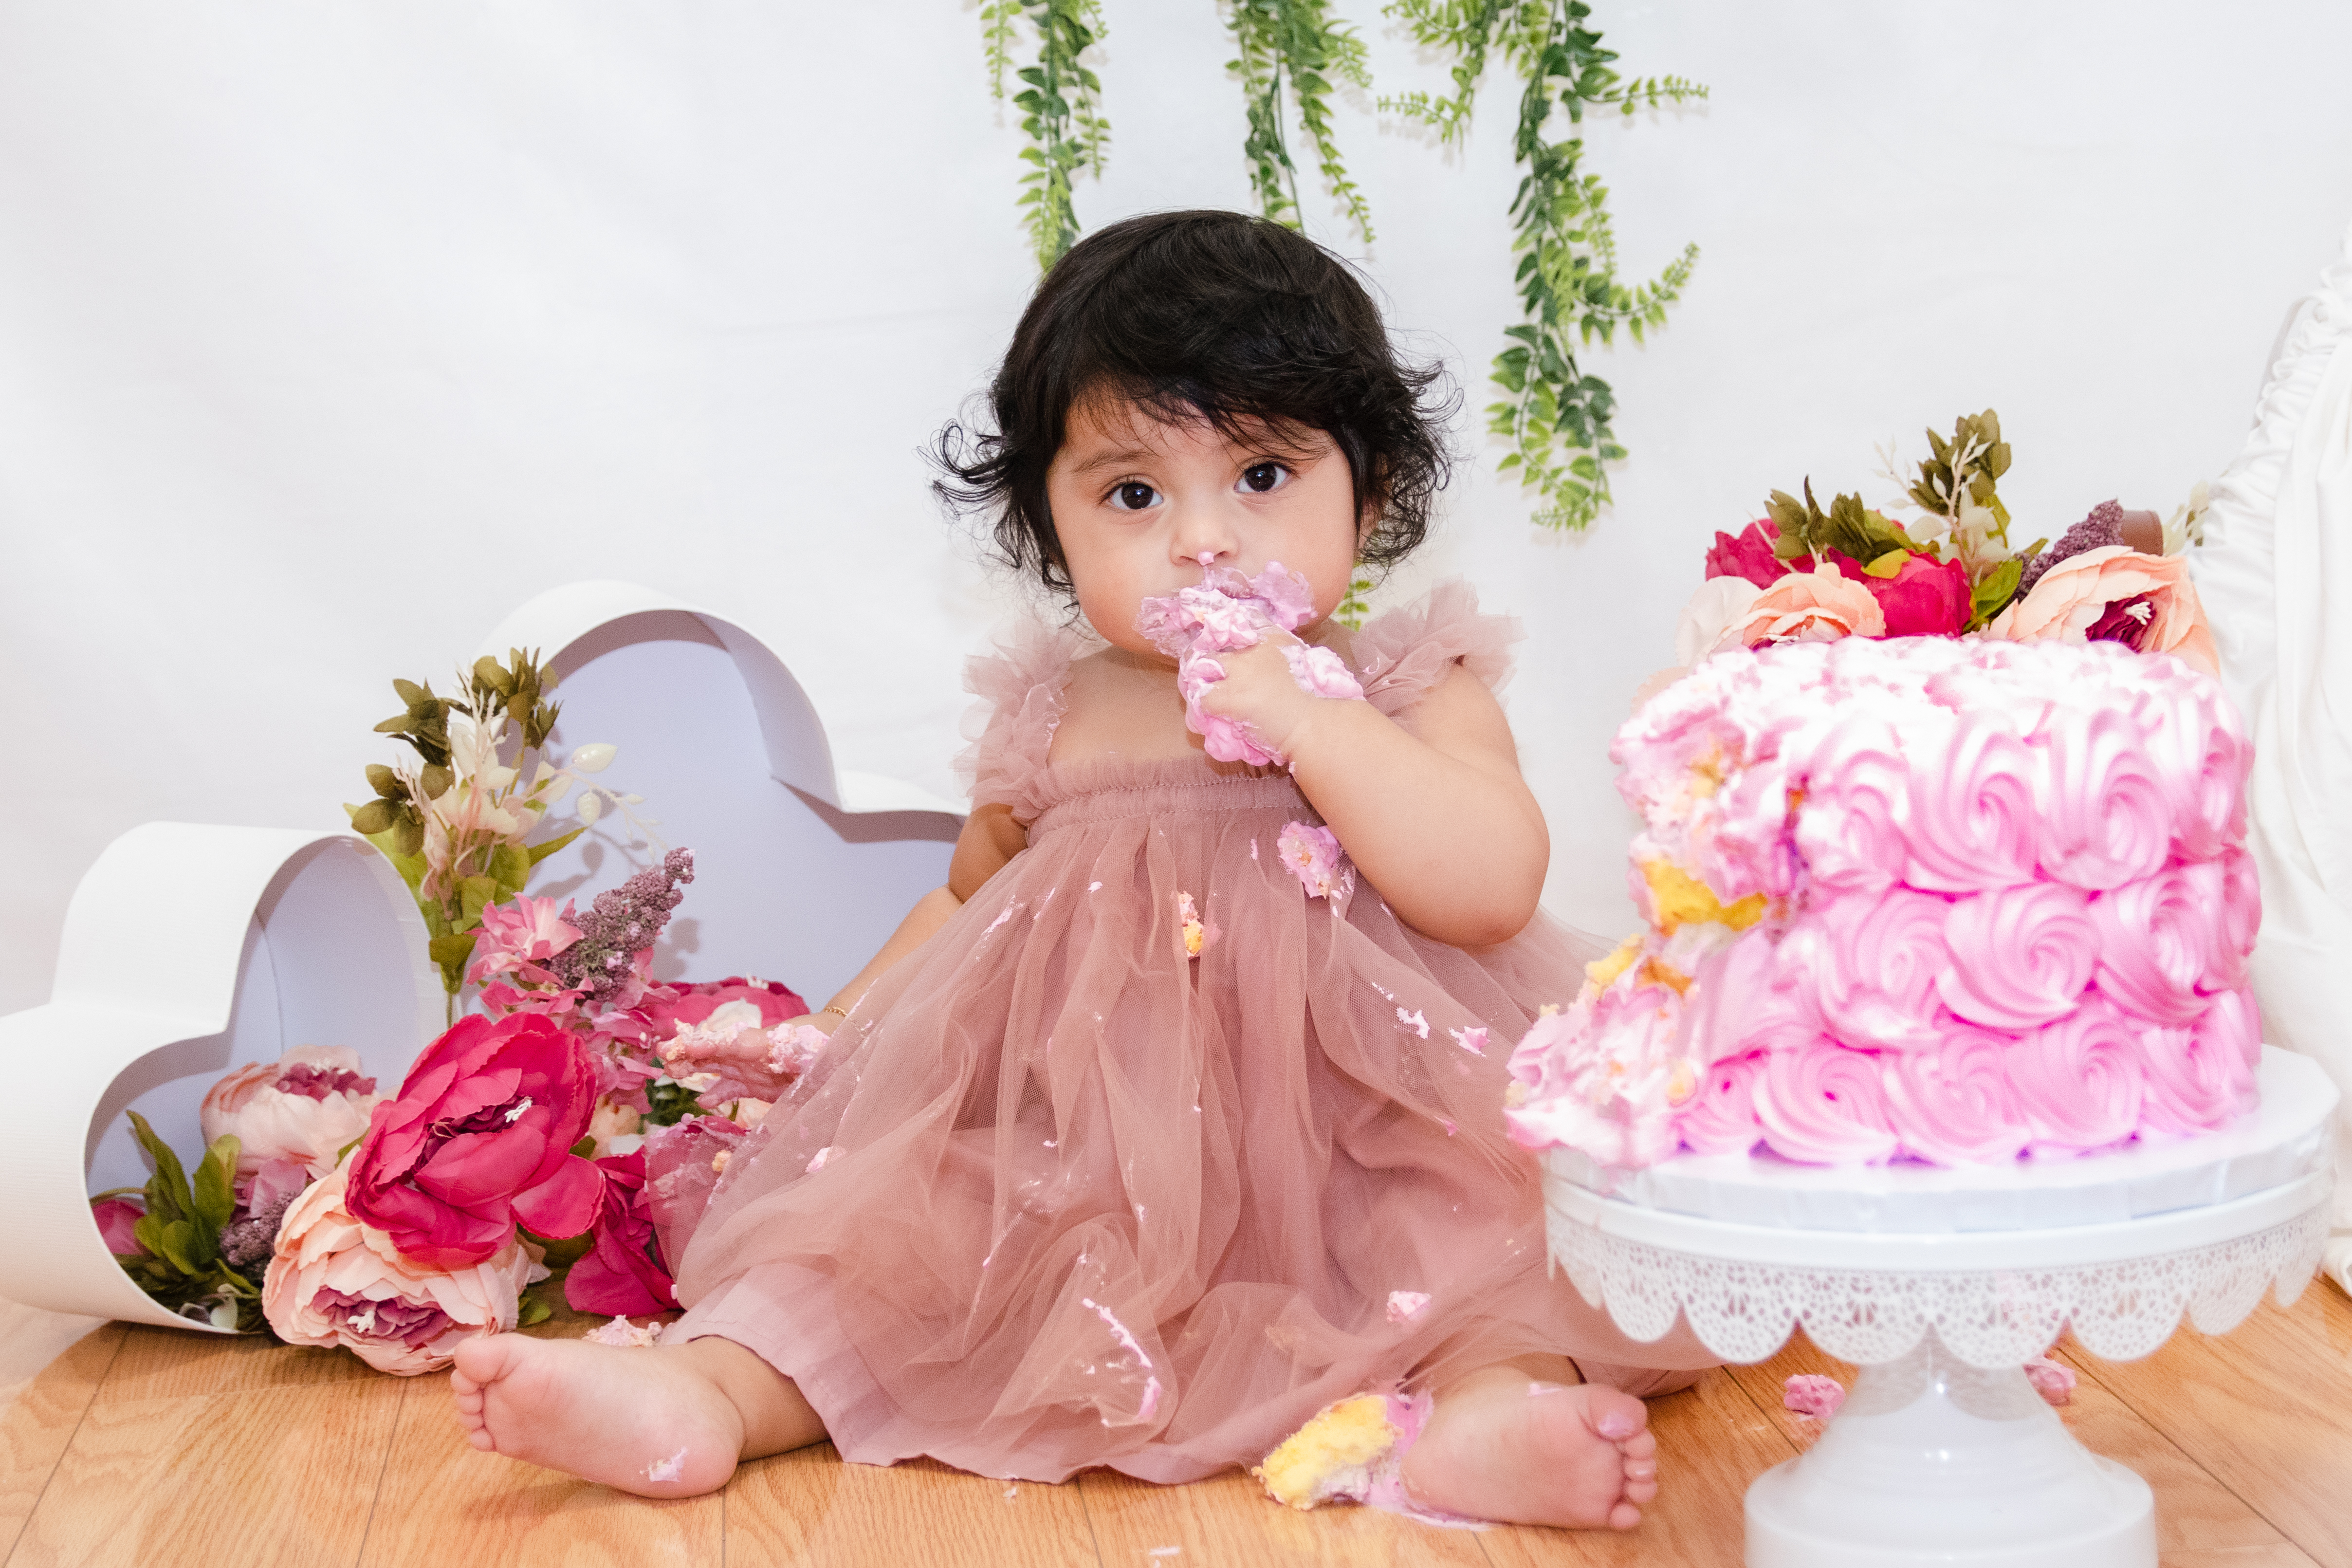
[{"x1": 3, "y1": 1282, "x2": 2349, "y2": 1568}]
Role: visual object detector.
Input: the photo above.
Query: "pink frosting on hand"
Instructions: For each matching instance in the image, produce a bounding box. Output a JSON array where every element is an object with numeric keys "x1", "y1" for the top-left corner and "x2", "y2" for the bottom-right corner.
[
  {"x1": 2007, "y1": 998, "x2": 2147, "y2": 1156},
  {"x1": 1753, "y1": 1041, "x2": 1899, "y2": 1164},
  {"x1": 1934, "y1": 882, "x2": 2098, "y2": 1030},
  {"x1": 1879, "y1": 1026, "x2": 2028, "y2": 1164},
  {"x1": 1135, "y1": 561, "x2": 1361, "y2": 767}
]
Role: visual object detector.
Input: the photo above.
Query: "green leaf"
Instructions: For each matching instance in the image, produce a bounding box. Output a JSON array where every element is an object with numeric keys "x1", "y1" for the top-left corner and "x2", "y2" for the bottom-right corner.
[
  {"x1": 349, "y1": 799, "x2": 397, "y2": 836},
  {"x1": 428, "y1": 932, "x2": 479, "y2": 971},
  {"x1": 191, "y1": 1136, "x2": 240, "y2": 1234},
  {"x1": 526, "y1": 826, "x2": 588, "y2": 869},
  {"x1": 487, "y1": 842, "x2": 531, "y2": 898},
  {"x1": 126, "y1": 1110, "x2": 193, "y2": 1227},
  {"x1": 1862, "y1": 548, "x2": 1911, "y2": 578},
  {"x1": 1966, "y1": 557, "x2": 2025, "y2": 632}
]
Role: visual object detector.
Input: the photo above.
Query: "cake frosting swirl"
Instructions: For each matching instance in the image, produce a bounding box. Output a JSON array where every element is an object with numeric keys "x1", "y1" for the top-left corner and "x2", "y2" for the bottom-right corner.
[{"x1": 1507, "y1": 636, "x2": 2260, "y2": 1168}]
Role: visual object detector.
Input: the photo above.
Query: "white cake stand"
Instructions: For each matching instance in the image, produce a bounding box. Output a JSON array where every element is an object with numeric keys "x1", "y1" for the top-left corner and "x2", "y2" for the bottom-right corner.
[{"x1": 1542, "y1": 1047, "x2": 2338, "y2": 1568}]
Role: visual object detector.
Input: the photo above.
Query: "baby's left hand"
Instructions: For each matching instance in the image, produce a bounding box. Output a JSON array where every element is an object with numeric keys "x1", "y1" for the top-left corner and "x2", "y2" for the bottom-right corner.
[{"x1": 1195, "y1": 631, "x2": 1336, "y2": 761}]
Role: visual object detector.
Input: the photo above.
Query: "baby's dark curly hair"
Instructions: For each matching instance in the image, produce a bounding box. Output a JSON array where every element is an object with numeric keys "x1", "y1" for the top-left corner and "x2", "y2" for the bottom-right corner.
[{"x1": 934, "y1": 210, "x2": 1455, "y2": 598}]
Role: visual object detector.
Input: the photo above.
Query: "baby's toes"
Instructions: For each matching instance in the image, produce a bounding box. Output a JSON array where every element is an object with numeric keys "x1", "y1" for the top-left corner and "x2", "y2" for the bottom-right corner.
[
  {"x1": 1625, "y1": 1473, "x2": 1659, "y2": 1506},
  {"x1": 1608, "y1": 1499, "x2": 1643, "y2": 1531},
  {"x1": 1616, "y1": 1424, "x2": 1656, "y2": 1463}
]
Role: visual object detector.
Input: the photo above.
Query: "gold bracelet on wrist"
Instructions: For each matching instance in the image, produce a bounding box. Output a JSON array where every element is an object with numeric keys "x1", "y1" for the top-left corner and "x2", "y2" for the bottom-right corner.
[{"x1": 819, "y1": 1002, "x2": 850, "y2": 1019}]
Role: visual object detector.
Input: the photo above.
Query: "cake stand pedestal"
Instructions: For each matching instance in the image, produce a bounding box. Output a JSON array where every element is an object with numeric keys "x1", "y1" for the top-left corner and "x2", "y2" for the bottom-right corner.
[{"x1": 1542, "y1": 1047, "x2": 2337, "y2": 1568}]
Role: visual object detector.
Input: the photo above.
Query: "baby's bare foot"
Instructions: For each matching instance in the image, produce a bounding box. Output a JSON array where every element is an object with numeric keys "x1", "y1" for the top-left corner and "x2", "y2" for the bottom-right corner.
[
  {"x1": 449, "y1": 1333, "x2": 747, "y2": 1497},
  {"x1": 1398, "y1": 1367, "x2": 1658, "y2": 1530}
]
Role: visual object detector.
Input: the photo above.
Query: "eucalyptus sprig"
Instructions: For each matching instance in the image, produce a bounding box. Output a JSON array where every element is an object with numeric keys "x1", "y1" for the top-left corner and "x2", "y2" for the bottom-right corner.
[
  {"x1": 1384, "y1": 0, "x2": 1705, "y2": 530},
  {"x1": 1226, "y1": 0, "x2": 1375, "y2": 242},
  {"x1": 982, "y1": 0, "x2": 1111, "y2": 271}
]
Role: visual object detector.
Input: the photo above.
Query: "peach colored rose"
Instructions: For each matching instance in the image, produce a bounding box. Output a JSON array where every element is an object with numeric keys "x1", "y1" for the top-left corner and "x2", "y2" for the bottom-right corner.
[
  {"x1": 201, "y1": 1046, "x2": 384, "y2": 1180},
  {"x1": 262, "y1": 1164, "x2": 546, "y2": 1376},
  {"x1": 1983, "y1": 546, "x2": 2217, "y2": 675},
  {"x1": 1719, "y1": 562, "x2": 1886, "y2": 651}
]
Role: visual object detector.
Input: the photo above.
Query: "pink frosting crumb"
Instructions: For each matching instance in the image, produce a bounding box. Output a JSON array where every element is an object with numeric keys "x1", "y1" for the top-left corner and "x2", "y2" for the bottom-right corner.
[
  {"x1": 1783, "y1": 1373, "x2": 1846, "y2": 1418},
  {"x1": 2023, "y1": 1358, "x2": 2076, "y2": 1405}
]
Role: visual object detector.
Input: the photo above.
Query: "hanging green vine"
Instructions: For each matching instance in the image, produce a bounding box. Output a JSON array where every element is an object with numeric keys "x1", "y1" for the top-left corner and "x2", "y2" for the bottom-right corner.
[
  {"x1": 1224, "y1": 0, "x2": 1375, "y2": 243},
  {"x1": 1383, "y1": 0, "x2": 1705, "y2": 530},
  {"x1": 981, "y1": 0, "x2": 1112, "y2": 271}
]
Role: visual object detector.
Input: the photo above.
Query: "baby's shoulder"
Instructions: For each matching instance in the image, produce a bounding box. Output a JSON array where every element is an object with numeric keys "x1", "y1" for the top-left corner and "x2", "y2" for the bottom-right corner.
[{"x1": 1348, "y1": 580, "x2": 1524, "y2": 717}]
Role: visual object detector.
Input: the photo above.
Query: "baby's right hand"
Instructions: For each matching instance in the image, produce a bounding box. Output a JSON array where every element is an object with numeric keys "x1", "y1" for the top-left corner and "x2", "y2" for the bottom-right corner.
[{"x1": 661, "y1": 1013, "x2": 834, "y2": 1105}]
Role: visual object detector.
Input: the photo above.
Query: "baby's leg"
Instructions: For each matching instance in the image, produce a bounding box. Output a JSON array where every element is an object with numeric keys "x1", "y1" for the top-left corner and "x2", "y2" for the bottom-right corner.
[
  {"x1": 449, "y1": 1332, "x2": 824, "y2": 1497},
  {"x1": 1398, "y1": 1353, "x2": 1660, "y2": 1530}
]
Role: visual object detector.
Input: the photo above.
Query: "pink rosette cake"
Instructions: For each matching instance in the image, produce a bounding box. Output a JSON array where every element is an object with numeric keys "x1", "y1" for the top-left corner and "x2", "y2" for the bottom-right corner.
[{"x1": 1507, "y1": 635, "x2": 2260, "y2": 1168}]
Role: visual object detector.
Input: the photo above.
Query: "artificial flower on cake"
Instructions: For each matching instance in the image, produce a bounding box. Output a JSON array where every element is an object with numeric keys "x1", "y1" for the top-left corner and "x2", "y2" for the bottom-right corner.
[{"x1": 1670, "y1": 411, "x2": 2216, "y2": 679}]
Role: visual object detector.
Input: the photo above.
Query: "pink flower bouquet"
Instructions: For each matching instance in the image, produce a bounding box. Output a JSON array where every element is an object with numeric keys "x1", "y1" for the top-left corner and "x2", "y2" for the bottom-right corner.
[
  {"x1": 1669, "y1": 414, "x2": 2213, "y2": 679},
  {"x1": 264, "y1": 1165, "x2": 546, "y2": 1376},
  {"x1": 346, "y1": 1011, "x2": 605, "y2": 1269}
]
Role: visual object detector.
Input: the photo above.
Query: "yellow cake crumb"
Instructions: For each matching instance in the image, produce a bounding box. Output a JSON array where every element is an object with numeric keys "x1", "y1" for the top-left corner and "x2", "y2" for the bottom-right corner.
[
  {"x1": 1251, "y1": 1395, "x2": 1399, "y2": 1510},
  {"x1": 1637, "y1": 957, "x2": 1693, "y2": 996},
  {"x1": 1584, "y1": 934, "x2": 1644, "y2": 991},
  {"x1": 1640, "y1": 860, "x2": 1765, "y2": 935}
]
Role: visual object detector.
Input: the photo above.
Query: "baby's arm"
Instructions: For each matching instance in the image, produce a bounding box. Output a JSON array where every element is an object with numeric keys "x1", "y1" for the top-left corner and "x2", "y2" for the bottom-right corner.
[
  {"x1": 1202, "y1": 643, "x2": 1546, "y2": 946},
  {"x1": 807, "y1": 803, "x2": 1029, "y2": 1018}
]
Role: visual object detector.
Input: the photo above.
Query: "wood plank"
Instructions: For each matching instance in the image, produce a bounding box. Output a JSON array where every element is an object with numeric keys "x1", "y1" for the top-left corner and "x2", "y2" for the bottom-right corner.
[
  {"x1": 2073, "y1": 1291, "x2": 2352, "y2": 1568},
  {"x1": 356, "y1": 1370, "x2": 721, "y2": 1568},
  {"x1": 1079, "y1": 1463, "x2": 1486, "y2": 1568},
  {"x1": 1470, "y1": 1371, "x2": 1796, "y2": 1568},
  {"x1": 727, "y1": 1444, "x2": 1097, "y2": 1567},
  {"x1": 94, "y1": 1323, "x2": 377, "y2": 1405},
  {"x1": 8, "y1": 1377, "x2": 403, "y2": 1568},
  {"x1": 0, "y1": 1322, "x2": 125, "y2": 1564}
]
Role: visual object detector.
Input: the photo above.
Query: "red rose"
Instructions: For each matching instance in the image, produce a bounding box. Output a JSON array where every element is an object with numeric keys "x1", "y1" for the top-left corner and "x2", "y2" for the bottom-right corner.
[
  {"x1": 347, "y1": 1012, "x2": 605, "y2": 1269},
  {"x1": 1705, "y1": 519, "x2": 1810, "y2": 589},
  {"x1": 563, "y1": 1148, "x2": 677, "y2": 1316}
]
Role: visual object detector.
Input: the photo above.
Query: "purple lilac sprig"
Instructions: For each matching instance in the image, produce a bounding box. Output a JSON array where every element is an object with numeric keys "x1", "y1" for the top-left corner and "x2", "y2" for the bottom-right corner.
[{"x1": 547, "y1": 848, "x2": 696, "y2": 1009}]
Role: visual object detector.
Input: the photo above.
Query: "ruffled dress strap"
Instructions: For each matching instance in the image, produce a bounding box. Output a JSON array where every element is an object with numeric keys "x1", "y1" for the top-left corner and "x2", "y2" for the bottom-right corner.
[
  {"x1": 1348, "y1": 580, "x2": 1522, "y2": 718},
  {"x1": 954, "y1": 619, "x2": 1084, "y2": 824}
]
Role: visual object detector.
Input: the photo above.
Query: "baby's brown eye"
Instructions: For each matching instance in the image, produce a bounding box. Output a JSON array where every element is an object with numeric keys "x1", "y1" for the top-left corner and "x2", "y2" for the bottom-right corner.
[
  {"x1": 1242, "y1": 463, "x2": 1286, "y2": 494},
  {"x1": 1113, "y1": 481, "x2": 1158, "y2": 511}
]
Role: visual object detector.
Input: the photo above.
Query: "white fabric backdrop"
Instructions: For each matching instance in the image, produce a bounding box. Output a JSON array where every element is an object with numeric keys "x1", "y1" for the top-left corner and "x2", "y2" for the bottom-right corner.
[{"x1": 7, "y1": 1, "x2": 2352, "y2": 1016}]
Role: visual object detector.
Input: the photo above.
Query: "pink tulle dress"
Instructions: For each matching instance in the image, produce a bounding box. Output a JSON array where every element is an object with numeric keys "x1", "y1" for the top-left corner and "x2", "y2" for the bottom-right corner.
[{"x1": 662, "y1": 583, "x2": 1710, "y2": 1484}]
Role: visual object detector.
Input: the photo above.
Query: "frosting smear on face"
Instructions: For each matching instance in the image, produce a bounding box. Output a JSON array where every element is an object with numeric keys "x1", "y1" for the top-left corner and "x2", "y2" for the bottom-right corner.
[{"x1": 1506, "y1": 636, "x2": 2261, "y2": 1168}]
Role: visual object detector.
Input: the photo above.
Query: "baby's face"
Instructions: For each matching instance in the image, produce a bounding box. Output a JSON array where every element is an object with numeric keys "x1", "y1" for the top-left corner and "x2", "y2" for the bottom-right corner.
[{"x1": 1046, "y1": 396, "x2": 1365, "y2": 660}]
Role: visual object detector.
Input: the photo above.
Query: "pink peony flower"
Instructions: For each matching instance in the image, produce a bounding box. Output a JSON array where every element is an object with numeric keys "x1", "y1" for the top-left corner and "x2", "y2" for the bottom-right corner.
[
  {"x1": 1982, "y1": 546, "x2": 2218, "y2": 675},
  {"x1": 1721, "y1": 563, "x2": 1886, "y2": 650},
  {"x1": 1783, "y1": 1374, "x2": 1846, "y2": 1418},
  {"x1": 1276, "y1": 821, "x2": 1353, "y2": 904},
  {"x1": 263, "y1": 1164, "x2": 546, "y2": 1376},
  {"x1": 471, "y1": 895, "x2": 583, "y2": 976},
  {"x1": 200, "y1": 1045, "x2": 384, "y2": 1180},
  {"x1": 564, "y1": 1148, "x2": 677, "y2": 1317},
  {"x1": 91, "y1": 1196, "x2": 145, "y2": 1256},
  {"x1": 1831, "y1": 551, "x2": 1970, "y2": 638},
  {"x1": 346, "y1": 1012, "x2": 605, "y2": 1269},
  {"x1": 1705, "y1": 518, "x2": 1808, "y2": 589}
]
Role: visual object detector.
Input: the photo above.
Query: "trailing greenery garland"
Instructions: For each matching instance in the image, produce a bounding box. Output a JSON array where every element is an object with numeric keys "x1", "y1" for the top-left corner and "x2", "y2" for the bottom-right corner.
[
  {"x1": 981, "y1": 0, "x2": 1112, "y2": 271},
  {"x1": 1382, "y1": 0, "x2": 1704, "y2": 530},
  {"x1": 1226, "y1": 0, "x2": 1375, "y2": 243},
  {"x1": 976, "y1": 0, "x2": 1699, "y2": 542}
]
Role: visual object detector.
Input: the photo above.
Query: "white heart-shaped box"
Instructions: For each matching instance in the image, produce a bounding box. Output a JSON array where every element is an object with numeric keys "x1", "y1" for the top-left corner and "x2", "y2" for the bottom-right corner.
[{"x1": 0, "y1": 580, "x2": 961, "y2": 1328}]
